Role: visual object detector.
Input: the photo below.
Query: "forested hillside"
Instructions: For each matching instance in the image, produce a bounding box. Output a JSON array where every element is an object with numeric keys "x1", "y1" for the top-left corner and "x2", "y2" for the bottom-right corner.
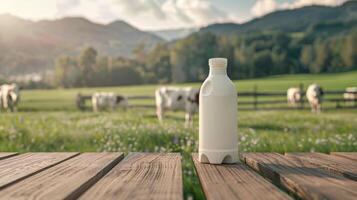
[
  {"x1": 200, "y1": 1, "x2": 357, "y2": 34},
  {"x1": 2, "y1": 1, "x2": 356, "y2": 88},
  {"x1": 0, "y1": 15, "x2": 163, "y2": 75}
]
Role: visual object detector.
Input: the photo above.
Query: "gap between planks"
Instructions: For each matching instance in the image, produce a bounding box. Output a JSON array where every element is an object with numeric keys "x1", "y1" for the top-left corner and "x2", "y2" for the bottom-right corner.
[
  {"x1": 0, "y1": 152, "x2": 124, "y2": 200},
  {"x1": 331, "y1": 152, "x2": 357, "y2": 162},
  {"x1": 0, "y1": 152, "x2": 79, "y2": 189},
  {"x1": 285, "y1": 152, "x2": 357, "y2": 181},
  {"x1": 0, "y1": 153, "x2": 18, "y2": 160}
]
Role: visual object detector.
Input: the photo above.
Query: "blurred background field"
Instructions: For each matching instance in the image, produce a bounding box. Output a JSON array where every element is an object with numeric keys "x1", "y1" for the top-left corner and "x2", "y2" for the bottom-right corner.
[{"x1": 20, "y1": 71, "x2": 357, "y2": 111}]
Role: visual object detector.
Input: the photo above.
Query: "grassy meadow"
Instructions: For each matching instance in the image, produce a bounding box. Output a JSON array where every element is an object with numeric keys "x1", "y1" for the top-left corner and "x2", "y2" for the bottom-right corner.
[
  {"x1": 1, "y1": 71, "x2": 357, "y2": 199},
  {"x1": 19, "y1": 71, "x2": 357, "y2": 111}
]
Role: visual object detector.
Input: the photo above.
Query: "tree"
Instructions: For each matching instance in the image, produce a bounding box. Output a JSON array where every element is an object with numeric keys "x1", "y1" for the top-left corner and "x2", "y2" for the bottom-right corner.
[
  {"x1": 170, "y1": 42, "x2": 189, "y2": 83},
  {"x1": 133, "y1": 42, "x2": 147, "y2": 63},
  {"x1": 253, "y1": 50, "x2": 272, "y2": 77},
  {"x1": 342, "y1": 35, "x2": 357, "y2": 69},
  {"x1": 145, "y1": 44, "x2": 171, "y2": 83},
  {"x1": 95, "y1": 56, "x2": 111, "y2": 86},
  {"x1": 108, "y1": 58, "x2": 143, "y2": 85},
  {"x1": 300, "y1": 45, "x2": 314, "y2": 72},
  {"x1": 77, "y1": 47, "x2": 98, "y2": 86},
  {"x1": 54, "y1": 55, "x2": 80, "y2": 88},
  {"x1": 271, "y1": 46, "x2": 288, "y2": 74},
  {"x1": 170, "y1": 33, "x2": 218, "y2": 82},
  {"x1": 311, "y1": 40, "x2": 331, "y2": 73},
  {"x1": 233, "y1": 41, "x2": 255, "y2": 78}
]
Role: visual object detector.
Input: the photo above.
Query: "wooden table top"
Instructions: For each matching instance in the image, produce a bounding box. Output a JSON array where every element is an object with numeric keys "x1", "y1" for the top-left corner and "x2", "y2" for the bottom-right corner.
[{"x1": 0, "y1": 152, "x2": 356, "y2": 200}]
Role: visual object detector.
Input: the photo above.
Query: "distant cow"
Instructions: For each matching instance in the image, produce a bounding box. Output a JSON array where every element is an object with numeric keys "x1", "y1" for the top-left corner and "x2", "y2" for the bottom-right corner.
[
  {"x1": 92, "y1": 92, "x2": 128, "y2": 112},
  {"x1": 287, "y1": 87, "x2": 302, "y2": 107},
  {"x1": 155, "y1": 87, "x2": 199, "y2": 127},
  {"x1": 343, "y1": 87, "x2": 357, "y2": 106},
  {"x1": 0, "y1": 83, "x2": 20, "y2": 112},
  {"x1": 306, "y1": 84, "x2": 324, "y2": 113}
]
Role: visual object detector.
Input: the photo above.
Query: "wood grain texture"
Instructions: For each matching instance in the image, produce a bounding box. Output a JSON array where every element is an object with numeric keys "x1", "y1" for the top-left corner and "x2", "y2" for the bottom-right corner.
[
  {"x1": 0, "y1": 153, "x2": 124, "y2": 200},
  {"x1": 241, "y1": 153, "x2": 357, "y2": 200},
  {"x1": 331, "y1": 152, "x2": 357, "y2": 161},
  {"x1": 0, "y1": 152, "x2": 17, "y2": 160},
  {"x1": 0, "y1": 152, "x2": 78, "y2": 189},
  {"x1": 192, "y1": 154, "x2": 291, "y2": 200},
  {"x1": 285, "y1": 152, "x2": 357, "y2": 181},
  {"x1": 79, "y1": 153, "x2": 183, "y2": 200}
]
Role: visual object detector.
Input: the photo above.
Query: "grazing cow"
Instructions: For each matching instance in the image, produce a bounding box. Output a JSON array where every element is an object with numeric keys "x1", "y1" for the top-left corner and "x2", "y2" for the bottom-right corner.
[
  {"x1": 92, "y1": 92, "x2": 128, "y2": 112},
  {"x1": 306, "y1": 84, "x2": 324, "y2": 113},
  {"x1": 343, "y1": 87, "x2": 357, "y2": 106},
  {"x1": 287, "y1": 87, "x2": 302, "y2": 107},
  {"x1": 155, "y1": 87, "x2": 199, "y2": 127},
  {"x1": 0, "y1": 83, "x2": 20, "y2": 112}
]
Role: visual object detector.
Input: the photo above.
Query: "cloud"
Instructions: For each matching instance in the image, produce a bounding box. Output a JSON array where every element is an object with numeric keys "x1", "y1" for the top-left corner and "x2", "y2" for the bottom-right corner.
[
  {"x1": 161, "y1": 0, "x2": 227, "y2": 26},
  {"x1": 113, "y1": 0, "x2": 227, "y2": 27},
  {"x1": 0, "y1": 0, "x2": 348, "y2": 30},
  {"x1": 113, "y1": 0, "x2": 166, "y2": 19},
  {"x1": 251, "y1": 0, "x2": 347, "y2": 17},
  {"x1": 285, "y1": 0, "x2": 346, "y2": 8},
  {"x1": 56, "y1": 0, "x2": 81, "y2": 13},
  {"x1": 1, "y1": 0, "x2": 228, "y2": 29},
  {"x1": 0, "y1": 0, "x2": 58, "y2": 20},
  {"x1": 54, "y1": 0, "x2": 117, "y2": 23},
  {"x1": 251, "y1": 0, "x2": 278, "y2": 17}
]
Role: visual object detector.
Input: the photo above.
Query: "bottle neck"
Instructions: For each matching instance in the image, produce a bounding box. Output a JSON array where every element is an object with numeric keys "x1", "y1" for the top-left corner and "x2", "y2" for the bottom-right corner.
[{"x1": 209, "y1": 66, "x2": 227, "y2": 76}]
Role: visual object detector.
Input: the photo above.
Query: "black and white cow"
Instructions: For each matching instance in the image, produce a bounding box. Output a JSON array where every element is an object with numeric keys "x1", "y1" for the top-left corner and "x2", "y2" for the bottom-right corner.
[
  {"x1": 306, "y1": 84, "x2": 324, "y2": 113},
  {"x1": 92, "y1": 92, "x2": 128, "y2": 112},
  {"x1": 155, "y1": 87, "x2": 199, "y2": 127},
  {"x1": 287, "y1": 87, "x2": 302, "y2": 107},
  {"x1": 343, "y1": 87, "x2": 357, "y2": 106}
]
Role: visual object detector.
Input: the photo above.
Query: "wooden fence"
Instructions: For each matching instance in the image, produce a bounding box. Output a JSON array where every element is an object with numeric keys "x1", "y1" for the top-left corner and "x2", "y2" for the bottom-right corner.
[
  {"x1": 76, "y1": 85, "x2": 357, "y2": 110},
  {"x1": 238, "y1": 91, "x2": 357, "y2": 110}
]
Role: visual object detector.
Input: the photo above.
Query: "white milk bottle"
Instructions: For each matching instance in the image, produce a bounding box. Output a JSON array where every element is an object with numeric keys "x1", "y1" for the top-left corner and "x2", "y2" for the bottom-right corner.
[{"x1": 199, "y1": 58, "x2": 238, "y2": 164}]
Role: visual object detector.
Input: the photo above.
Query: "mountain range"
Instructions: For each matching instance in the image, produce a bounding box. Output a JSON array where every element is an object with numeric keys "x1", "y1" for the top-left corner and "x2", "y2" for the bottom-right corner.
[
  {"x1": 150, "y1": 27, "x2": 198, "y2": 41},
  {"x1": 0, "y1": 0, "x2": 356, "y2": 75},
  {"x1": 0, "y1": 15, "x2": 163, "y2": 75},
  {"x1": 199, "y1": 0, "x2": 357, "y2": 35}
]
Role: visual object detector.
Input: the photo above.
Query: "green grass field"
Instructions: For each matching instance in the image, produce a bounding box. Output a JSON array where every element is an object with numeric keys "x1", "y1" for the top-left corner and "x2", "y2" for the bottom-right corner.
[
  {"x1": 19, "y1": 71, "x2": 357, "y2": 111},
  {"x1": 1, "y1": 71, "x2": 357, "y2": 199}
]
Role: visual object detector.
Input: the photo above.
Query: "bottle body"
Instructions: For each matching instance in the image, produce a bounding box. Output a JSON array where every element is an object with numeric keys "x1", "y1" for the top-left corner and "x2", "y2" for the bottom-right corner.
[{"x1": 199, "y1": 59, "x2": 238, "y2": 164}]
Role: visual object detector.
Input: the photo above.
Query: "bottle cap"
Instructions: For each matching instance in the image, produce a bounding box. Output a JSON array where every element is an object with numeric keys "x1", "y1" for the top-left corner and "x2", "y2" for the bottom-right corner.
[{"x1": 209, "y1": 58, "x2": 227, "y2": 68}]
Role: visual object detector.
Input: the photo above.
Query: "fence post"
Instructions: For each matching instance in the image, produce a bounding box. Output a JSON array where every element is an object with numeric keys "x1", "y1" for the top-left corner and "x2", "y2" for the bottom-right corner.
[
  {"x1": 299, "y1": 83, "x2": 304, "y2": 109},
  {"x1": 253, "y1": 85, "x2": 258, "y2": 110}
]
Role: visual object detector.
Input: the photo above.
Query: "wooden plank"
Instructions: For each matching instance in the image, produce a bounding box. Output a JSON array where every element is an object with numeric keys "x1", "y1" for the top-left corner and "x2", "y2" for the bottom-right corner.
[
  {"x1": 0, "y1": 153, "x2": 17, "y2": 160},
  {"x1": 331, "y1": 152, "x2": 357, "y2": 161},
  {"x1": 241, "y1": 153, "x2": 357, "y2": 200},
  {"x1": 286, "y1": 152, "x2": 357, "y2": 181},
  {"x1": 79, "y1": 153, "x2": 183, "y2": 200},
  {"x1": 191, "y1": 154, "x2": 291, "y2": 200},
  {"x1": 0, "y1": 152, "x2": 78, "y2": 189},
  {"x1": 0, "y1": 153, "x2": 124, "y2": 200}
]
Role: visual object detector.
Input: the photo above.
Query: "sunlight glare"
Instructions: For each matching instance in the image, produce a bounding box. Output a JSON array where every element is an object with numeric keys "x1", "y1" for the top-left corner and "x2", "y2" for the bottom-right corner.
[{"x1": 0, "y1": 0, "x2": 57, "y2": 21}]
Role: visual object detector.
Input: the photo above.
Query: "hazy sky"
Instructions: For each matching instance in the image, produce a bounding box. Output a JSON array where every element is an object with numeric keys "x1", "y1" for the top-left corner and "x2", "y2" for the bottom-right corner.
[{"x1": 0, "y1": 0, "x2": 346, "y2": 30}]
